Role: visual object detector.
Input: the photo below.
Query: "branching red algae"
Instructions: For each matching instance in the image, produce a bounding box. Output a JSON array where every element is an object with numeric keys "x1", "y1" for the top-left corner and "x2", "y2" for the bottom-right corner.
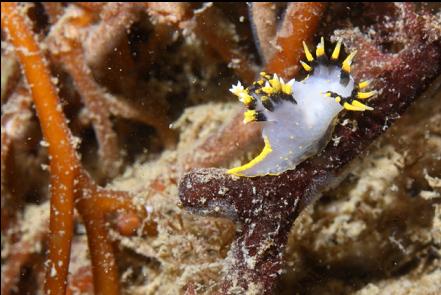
[
  {"x1": 47, "y1": 5, "x2": 176, "y2": 179},
  {"x1": 1, "y1": 3, "x2": 142, "y2": 295},
  {"x1": 179, "y1": 29, "x2": 441, "y2": 295}
]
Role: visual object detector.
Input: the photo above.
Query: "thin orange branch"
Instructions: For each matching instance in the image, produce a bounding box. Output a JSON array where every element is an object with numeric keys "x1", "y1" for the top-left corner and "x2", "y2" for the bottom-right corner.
[
  {"x1": 266, "y1": 2, "x2": 326, "y2": 79},
  {"x1": 75, "y1": 173, "x2": 130, "y2": 295},
  {"x1": 63, "y1": 48, "x2": 123, "y2": 178},
  {"x1": 1, "y1": 3, "x2": 79, "y2": 294}
]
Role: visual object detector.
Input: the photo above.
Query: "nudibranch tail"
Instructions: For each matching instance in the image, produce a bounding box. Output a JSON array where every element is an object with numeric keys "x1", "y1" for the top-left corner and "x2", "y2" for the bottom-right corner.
[
  {"x1": 227, "y1": 135, "x2": 272, "y2": 176},
  {"x1": 228, "y1": 37, "x2": 376, "y2": 177}
]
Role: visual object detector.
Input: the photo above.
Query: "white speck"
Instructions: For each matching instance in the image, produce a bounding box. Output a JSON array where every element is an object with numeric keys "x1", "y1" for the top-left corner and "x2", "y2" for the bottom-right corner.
[
  {"x1": 40, "y1": 140, "x2": 50, "y2": 147},
  {"x1": 332, "y1": 136, "x2": 342, "y2": 146},
  {"x1": 50, "y1": 265, "x2": 57, "y2": 277}
]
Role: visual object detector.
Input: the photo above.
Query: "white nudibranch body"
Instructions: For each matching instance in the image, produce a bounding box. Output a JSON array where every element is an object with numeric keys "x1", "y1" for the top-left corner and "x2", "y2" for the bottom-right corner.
[{"x1": 228, "y1": 37, "x2": 376, "y2": 177}]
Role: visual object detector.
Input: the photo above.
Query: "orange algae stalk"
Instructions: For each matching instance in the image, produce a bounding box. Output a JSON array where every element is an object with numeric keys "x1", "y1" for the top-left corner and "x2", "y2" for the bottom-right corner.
[
  {"x1": 1, "y1": 3, "x2": 78, "y2": 294},
  {"x1": 1, "y1": 3, "x2": 140, "y2": 295},
  {"x1": 266, "y1": 3, "x2": 326, "y2": 79}
]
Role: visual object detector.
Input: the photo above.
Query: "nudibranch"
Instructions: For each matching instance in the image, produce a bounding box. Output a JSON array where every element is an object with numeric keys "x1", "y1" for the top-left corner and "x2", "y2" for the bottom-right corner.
[{"x1": 228, "y1": 37, "x2": 376, "y2": 177}]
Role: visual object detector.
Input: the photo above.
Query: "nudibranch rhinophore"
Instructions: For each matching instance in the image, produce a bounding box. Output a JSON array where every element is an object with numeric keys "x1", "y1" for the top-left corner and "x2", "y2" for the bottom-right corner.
[{"x1": 228, "y1": 37, "x2": 376, "y2": 177}]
